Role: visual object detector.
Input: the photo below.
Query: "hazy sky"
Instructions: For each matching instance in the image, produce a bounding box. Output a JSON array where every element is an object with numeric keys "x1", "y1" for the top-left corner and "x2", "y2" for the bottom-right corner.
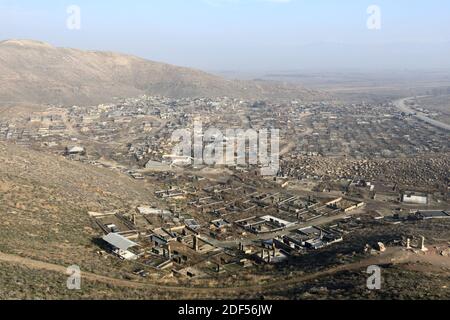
[{"x1": 1, "y1": 0, "x2": 449, "y2": 71}]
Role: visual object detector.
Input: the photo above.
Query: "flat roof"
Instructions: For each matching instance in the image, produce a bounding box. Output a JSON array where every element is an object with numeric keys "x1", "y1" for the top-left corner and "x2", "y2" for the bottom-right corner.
[
  {"x1": 418, "y1": 210, "x2": 449, "y2": 218},
  {"x1": 298, "y1": 226, "x2": 322, "y2": 236},
  {"x1": 260, "y1": 215, "x2": 294, "y2": 226},
  {"x1": 102, "y1": 233, "x2": 138, "y2": 251}
]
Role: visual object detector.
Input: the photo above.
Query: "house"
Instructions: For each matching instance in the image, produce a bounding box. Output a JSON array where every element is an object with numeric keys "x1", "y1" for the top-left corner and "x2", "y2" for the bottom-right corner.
[
  {"x1": 283, "y1": 226, "x2": 343, "y2": 251},
  {"x1": 102, "y1": 233, "x2": 139, "y2": 260},
  {"x1": 149, "y1": 228, "x2": 177, "y2": 246}
]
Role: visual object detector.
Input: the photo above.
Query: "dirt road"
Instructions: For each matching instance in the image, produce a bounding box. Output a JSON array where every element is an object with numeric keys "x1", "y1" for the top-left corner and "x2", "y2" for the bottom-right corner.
[{"x1": 1, "y1": 247, "x2": 440, "y2": 298}]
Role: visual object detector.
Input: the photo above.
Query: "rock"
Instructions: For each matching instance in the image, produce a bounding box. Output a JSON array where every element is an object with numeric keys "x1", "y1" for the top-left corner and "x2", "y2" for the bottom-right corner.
[
  {"x1": 440, "y1": 249, "x2": 450, "y2": 257},
  {"x1": 376, "y1": 242, "x2": 386, "y2": 252}
]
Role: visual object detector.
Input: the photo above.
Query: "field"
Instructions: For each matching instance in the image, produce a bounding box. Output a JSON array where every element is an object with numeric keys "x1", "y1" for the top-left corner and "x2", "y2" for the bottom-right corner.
[{"x1": 416, "y1": 94, "x2": 450, "y2": 125}]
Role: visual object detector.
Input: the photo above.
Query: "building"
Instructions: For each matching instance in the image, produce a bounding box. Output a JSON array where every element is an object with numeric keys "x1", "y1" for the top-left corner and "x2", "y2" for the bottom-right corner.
[
  {"x1": 185, "y1": 219, "x2": 201, "y2": 231},
  {"x1": 102, "y1": 233, "x2": 139, "y2": 260},
  {"x1": 211, "y1": 219, "x2": 231, "y2": 229},
  {"x1": 282, "y1": 226, "x2": 343, "y2": 251},
  {"x1": 402, "y1": 192, "x2": 428, "y2": 205},
  {"x1": 235, "y1": 215, "x2": 296, "y2": 234},
  {"x1": 260, "y1": 215, "x2": 296, "y2": 229},
  {"x1": 416, "y1": 210, "x2": 450, "y2": 220}
]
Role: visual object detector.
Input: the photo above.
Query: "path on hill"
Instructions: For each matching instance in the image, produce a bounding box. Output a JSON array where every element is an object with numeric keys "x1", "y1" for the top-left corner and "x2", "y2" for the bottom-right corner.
[{"x1": 1, "y1": 247, "x2": 441, "y2": 298}]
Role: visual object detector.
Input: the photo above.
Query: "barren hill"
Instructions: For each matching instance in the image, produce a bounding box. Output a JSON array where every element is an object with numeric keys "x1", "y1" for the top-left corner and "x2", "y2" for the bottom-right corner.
[
  {"x1": 0, "y1": 39, "x2": 317, "y2": 106},
  {"x1": 0, "y1": 141, "x2": 157, "y2": 271}
]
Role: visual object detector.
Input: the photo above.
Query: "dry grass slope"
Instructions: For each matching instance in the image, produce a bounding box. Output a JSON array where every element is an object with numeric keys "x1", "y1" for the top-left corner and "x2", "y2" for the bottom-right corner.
[
  {"x1": 0, "y1": 39, "x2": 320, "y2": 106},
  {"x1": 0, "y1": 142, "x2": 157, "y2": 276}
]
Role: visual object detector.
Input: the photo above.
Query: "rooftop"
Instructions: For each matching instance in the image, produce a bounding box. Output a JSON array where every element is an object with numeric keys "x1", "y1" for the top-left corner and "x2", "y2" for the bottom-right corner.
[{"x1": 102, "y1": 233, "x2": 138, "y2": 251}]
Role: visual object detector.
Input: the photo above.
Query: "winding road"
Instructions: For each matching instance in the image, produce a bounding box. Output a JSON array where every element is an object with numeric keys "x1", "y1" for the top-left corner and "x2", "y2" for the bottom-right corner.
[{"x1": 394, "y1": 97, "x2": 450, "y2": 132}]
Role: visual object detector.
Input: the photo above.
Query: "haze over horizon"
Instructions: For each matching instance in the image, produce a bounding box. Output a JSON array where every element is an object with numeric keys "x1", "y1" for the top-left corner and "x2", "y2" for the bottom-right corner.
[
  {"x1": 1, "y1": 0, "x2": 450, "y2": 72},
  {"x1": 1, "y1": 0, "x2": 450, "y2": 306}
]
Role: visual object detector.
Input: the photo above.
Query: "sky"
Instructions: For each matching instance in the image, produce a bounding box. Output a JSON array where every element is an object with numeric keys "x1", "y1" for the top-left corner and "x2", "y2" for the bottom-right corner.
[{"x1": 1, "y1": 0, "x2": 449, "y2": 72}]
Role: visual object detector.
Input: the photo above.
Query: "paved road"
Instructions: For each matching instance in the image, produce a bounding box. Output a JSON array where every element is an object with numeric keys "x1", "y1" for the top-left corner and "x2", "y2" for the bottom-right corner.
[{"x1": 394, "y1": 97, "x2": 450, "y2": 132}]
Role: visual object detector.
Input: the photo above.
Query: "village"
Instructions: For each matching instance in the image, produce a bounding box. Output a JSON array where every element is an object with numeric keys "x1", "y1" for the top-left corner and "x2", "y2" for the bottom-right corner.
[
  {"x1": 1, "y1": 94, "x2": 449, "y2": 281},
  {"x1": 86, "y1": 166, "x2": 448, "y2": 280}
]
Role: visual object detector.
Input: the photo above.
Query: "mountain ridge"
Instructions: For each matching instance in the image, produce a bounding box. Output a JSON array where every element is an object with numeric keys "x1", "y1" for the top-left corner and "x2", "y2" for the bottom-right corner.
[{"x1": 0, "y1": 39, "x2": 318, "y2": 106}]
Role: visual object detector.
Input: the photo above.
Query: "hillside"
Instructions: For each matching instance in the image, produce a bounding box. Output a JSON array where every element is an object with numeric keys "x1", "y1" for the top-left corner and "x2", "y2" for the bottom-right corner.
[
  {"x1": 0, "y1": 39, "x2": 318, "y2": 106},
  {"x1": 0, "y1": 143, "x2": 448, "y2": 300},
  {"x1": 0, "y1": 142, "x2": 159, "y2": 275}
]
